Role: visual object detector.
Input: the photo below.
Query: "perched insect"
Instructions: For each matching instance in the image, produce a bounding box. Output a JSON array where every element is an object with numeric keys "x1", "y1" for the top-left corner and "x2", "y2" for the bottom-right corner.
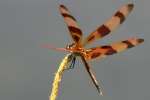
[{"x1": 44, "y1": 3, "x2": 144, "y2": 95}]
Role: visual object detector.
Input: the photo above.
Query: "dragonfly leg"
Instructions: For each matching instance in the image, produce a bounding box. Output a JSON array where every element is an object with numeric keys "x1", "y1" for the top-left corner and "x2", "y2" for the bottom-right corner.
[{"x1": 66, "y1": 57, "x2": 76, "y2": 70}]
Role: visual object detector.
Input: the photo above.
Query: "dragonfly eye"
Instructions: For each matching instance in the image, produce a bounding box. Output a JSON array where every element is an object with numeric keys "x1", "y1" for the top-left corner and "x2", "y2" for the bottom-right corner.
[
  {"x1": 66, "y1": 43, "x2": 75, "y2": 49},
  {"x1": 66, "y1": 45, "x2": 70, "y2": 49}
]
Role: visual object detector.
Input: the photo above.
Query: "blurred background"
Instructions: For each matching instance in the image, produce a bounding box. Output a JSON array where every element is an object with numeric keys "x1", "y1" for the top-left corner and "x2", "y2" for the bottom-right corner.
[{"x1": 0, "y1": 0, "x2": 149, "y2": 100}]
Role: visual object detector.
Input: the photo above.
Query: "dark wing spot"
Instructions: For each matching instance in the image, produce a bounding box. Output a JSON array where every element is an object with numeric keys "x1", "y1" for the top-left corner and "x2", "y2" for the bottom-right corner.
[
  {"x1": 101, "y1": 45, "x2": 117, "y2": 55},
  {"x1": 68, "y1": 26, "x2": 82, "y2": 36},
  {"x1": 97, "y1": 25, "x2": 111, "y2": 37},
  {"x1": 91, "y1": 52, "x2": 101, "y2": 59},
  {"x1": 105, "y1": 49, "x2": 117, "y2": 55},
  {"x1": 122, "y1": 40, "x2": 134, "y2": 48},
  {"x1": 102, "y1": 46, "x2": 117, "y2": 55},
  {"x1": 137, "y1": 38, "x2": 144, "y2": 43},
  {"x1": 115, "y1": 11, "x2": 125, "y2": 24},
  {"x1": 128, "y1": 4, "x2": 134, "y2": 11},
  {"x1": 88, "y1": 35, "x2": 95, "y2": 42},
  {"x1": 101, "y1": 45, "x2": 112, "y2": 49},
  {"x1": 60, "y1": 5, "x2": 68, "y2": 11},
  {"x1": 72, "y1": 35, "x2": 80, "y2": 42},
  {"x1": 62, "y1": 13, "x2": 77, "y2": 21}
]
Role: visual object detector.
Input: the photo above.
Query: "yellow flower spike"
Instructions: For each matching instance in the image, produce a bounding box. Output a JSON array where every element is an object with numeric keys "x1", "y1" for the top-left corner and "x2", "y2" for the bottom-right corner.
[{"x1": 49, "y1": 54, "x2": 72, "y2": 100}]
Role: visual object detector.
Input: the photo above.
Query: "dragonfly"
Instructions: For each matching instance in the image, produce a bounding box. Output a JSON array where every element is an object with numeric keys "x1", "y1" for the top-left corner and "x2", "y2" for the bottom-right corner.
[{"x1": 43, "y1": 3, "x2": 144, "y2": 95}]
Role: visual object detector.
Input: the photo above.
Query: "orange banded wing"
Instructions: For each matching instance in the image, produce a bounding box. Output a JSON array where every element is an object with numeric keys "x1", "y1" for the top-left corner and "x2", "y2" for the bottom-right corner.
[
  {"x1": 59, "y1": 5, "x2": 83, "y2": 44},
  {"x1": 85, "y1": 38, "x2": 144, "y2": 60},
  {"x1": 83, "y1": 3, "x2": 134, "y2": 46},
  {"x1": 80, "y1": 55, "x2": 104, "y2": 95}
]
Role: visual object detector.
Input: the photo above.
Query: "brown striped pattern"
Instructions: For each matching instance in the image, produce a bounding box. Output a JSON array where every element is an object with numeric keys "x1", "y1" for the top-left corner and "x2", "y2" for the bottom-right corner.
[
  {"x1": 114, "y1": 12, "x2": 125, "y2": 24},
  {"x1": 68, "y1": 26, "x2": 82, "y2": 35},
  {"x1": 101, "y1": 46, "x2": 117, "y2": 55},
  {"x1": 60, "y1": 5, "x2": 68, "y2": 11},
  {"x1": 62, "y1": 13, "x2": 77, "y2": 21},
  {"x1": 91, "y1": 52, "x2": 101, "y2": 59},
  {"x1": 97, "y1": 25, "x2": 111, "y2": 37},
  {"x1": 122, "y1": 40, "x2": 134, "y2": 48},
  {"x1": 83, "y1": 3, "x2": 134, "y2": 46},
  {"x1": 59, "y1": 5, "x2": 83, "y2": 44},
  {"x1": 85, "y1": 37, "x2": 144, "y2": 60}
]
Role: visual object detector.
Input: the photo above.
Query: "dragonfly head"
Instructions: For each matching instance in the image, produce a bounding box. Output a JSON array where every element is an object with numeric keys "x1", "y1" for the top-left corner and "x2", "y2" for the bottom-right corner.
[
  {"x1": 66, "y1": 43, "x2": 76, "y2": 50},
  {"x1": 66, "y1": 43, "x2": 87, "y2": 56}
]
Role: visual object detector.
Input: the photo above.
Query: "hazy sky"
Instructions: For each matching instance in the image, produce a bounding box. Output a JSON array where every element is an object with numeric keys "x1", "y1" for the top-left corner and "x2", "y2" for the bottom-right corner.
[{"x1": 0, "y1": 0, "x2": 149, "y2": 100}]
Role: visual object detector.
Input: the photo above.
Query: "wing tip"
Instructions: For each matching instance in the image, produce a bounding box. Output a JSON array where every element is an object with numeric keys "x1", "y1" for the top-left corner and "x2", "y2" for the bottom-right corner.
[
  {"x1": 137, "y1": 38, "x2": 144, "y2": 43},
  {"x1": 59, "y1": 4, "x2": 68, "y2": 10},
  {"x1": 60, "y1": 4, "x2": 64, "y2": 7},
  {"x1": 127, "y1": 3, "x2": 134, "y2": 11}
]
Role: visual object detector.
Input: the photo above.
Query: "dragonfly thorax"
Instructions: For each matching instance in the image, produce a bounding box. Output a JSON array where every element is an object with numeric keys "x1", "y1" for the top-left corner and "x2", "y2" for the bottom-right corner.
[{"x1": 66, "y1": 43, "x2": 86, "y2": 55}]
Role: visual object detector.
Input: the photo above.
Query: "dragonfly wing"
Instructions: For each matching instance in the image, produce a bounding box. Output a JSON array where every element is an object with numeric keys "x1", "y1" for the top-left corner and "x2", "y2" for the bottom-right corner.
[
  {"x1": 59, "y1": 4, "x2": 83, "y2": 44},
  {"x1": 85, "y1": 38, "x2": 144, "y2": 60},
  {"x1": 80, "y1": 55, "x2": 104, "y2": 95},
  {"x1": 83, "y1": 3, "x2": 134, "y2": 46}
]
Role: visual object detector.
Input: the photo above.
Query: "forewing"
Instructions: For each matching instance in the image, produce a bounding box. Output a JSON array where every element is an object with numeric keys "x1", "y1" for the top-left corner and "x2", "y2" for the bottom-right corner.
[
  {"x1": 80, "y1": 55, "x2": 104, "y2": 95},
  {"x1": 85, "y1": 38, "x2": 144, "y2": 60},
  {"x1": 59, "y1": 5, "x2": 83, "y2": 44},
  {"x1": 83, "y1": 3, "x2": 134, "y2": 46}
]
